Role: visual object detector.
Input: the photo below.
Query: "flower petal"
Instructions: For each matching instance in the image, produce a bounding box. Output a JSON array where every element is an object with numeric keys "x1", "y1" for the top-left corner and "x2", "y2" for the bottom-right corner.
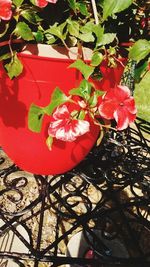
[
  {"x1": 0, "y1": 0, "x2": 12, "y2": 20},
  {"x1": 127, "y1": 112, "x2": 136, "y2": 124},
  {"x1": 56, "y1": 127, "x2": 77, "y2": 141},
  {"x1": 104, "y1": 85, "x2": 131, "y2": 102},
  {"x1": 98, "y1": 99, "x2": 118, "y2": 119},
  {"x1": 115, "y1": 85, "x2": 131, "y2": 101},
  {"x1": 124, "y1": 97, "x2": 137, "y2": 114},
  {"x1": 48, "y1": 119, "x2": 66, "y2": 136},
  {"x1": 35, "y1": 0, "x2": 57, "y2": 7},
  {"x1": 55, "y1": 120, "x2": 90, "y2": 142},
  {"x1": 114, "y1": 107, "x2": 129, "y2": 130},
  {"x1": 47, "y1": 0, "x2": 58, "y2": 3},
  {"x1": 53, "y1": 105, "x2": 70, "y2": 120},
  {"x1": 73, "y1": 120, "x2": 90, "y2": 137},
  {"x1": 35, "y1": 0, "x2": 48, "y2": 7}
]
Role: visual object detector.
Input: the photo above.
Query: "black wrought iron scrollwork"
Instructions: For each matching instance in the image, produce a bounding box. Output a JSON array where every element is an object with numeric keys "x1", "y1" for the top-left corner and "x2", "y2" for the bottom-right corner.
[
  {"x1": 0, "y1": 117, "x2": 149, "y2": 267},
  {"x1": 0, "y1": 156, "x2": 43, "y2": 216}
]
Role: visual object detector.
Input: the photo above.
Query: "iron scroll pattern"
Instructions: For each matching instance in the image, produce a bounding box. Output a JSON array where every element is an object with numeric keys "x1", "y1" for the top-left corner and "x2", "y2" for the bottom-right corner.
[{"x1": 0, "y1": 117, "x2": 149, "y2": 267}]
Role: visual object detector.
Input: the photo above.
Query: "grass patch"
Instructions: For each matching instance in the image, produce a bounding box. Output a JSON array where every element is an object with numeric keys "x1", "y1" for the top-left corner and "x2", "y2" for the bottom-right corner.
[{"x1": 134, "y1": 71, "x2": 150, "y2": 123}]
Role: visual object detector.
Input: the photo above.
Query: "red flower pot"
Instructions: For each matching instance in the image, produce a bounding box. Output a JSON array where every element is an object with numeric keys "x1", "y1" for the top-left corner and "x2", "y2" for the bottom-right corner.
[
  {"x1": 0, "y1": 45, "x2": 126, "y2": 175},
  {"x1": 0, "y1": 45, "x2": 100, "y2": 175}
]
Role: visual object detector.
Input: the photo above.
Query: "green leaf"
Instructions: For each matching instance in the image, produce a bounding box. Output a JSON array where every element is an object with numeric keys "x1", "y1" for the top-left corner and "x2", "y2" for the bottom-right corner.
[
  {"x1": 44, "y1": 87, "x2": 69, "y2": 115},
  {"x1": 48, "y1": 22, "x2": 67, "y2": 42},
  {"x1": 89, "y1": 92, "x2": 98, "y2": 107},
  {"x1": 134, "y1": 61, "x2": 148, "y2": 83},
  {"x1": 69, "y1": 59, "x2": 95, "y2": 79},
  {"x1": 129, "y1": 39, "x2": 150, "y2": 63},
  {"x1": 92, "y1": 25, "x2": 104, "y2": 48},
  {"x1": 14, "y1": 22, "x2": 34, "y2": 41},
  {"x1": 69, "y1": 79, "x2": 92, "y2": 101},
  {"x1": 13, "y1": 0, "x2": 24, "y2": 6},
  {"x1": 102, "y1": 0, "x2": 133, "y2": 20},
  {"x1": 46, "y1": 136, "x2": 53, "y2": 151},
  {"x1": 5, "y1": 54, "x2": 23, "y2": 79},
  {"x1": 28, "y1": 104, "x2": 44, "y2": 133},
  {"x1": 45, "y1": 33, "x2": 56, "y2": 44},
  {"x1": 0, "y1": 53, "x2": 11, "y2": 61},
  {"x1": 98, "y1": 33, "x2": 116, "y2": 46},
  {"x1": 112, "y1": 0, "x2": 133, "y2": 13},
  {"x1": 33, "y1": 31, "x2": 44, "y2": 43},
  {"x1": 95, "y1": 90, "x2": 105, "y2": 97},
  {"x1": 76, "y1": 2, "x2": 89, "y2": 16},
  {"x1": 78, "y1": 110, "x2": 86, "y2": 120},
  {"x1": 94, "y1": 26, "x2": 116, "y2": 47},
  {"x1": 89, "y1": 89, "x2": 104, "y2": 107},
  {"x1": 79, "y1": 32, "x2": 95, "y2": 42},
  {"x1": 108, "y1": 46, "x2": 116, "y2": 55},
  {"x1": 21, "y1": 9, "x2": 42, "y2": 25},
  {"x1": 80, "y1": 21, "x2": 95, "y2": 34},
  {"x1": 91, "y1": 52, "x2": 104, "y2": 67},
  {"x1": 67, "y1": 19, "x2": 79, "y2": 37},
  {"x1": 68, "y1": 0, "x2": 76, "y2": 11},
  {"x1": 67, "y1": 36, "x2": 78, "y2": 47}
]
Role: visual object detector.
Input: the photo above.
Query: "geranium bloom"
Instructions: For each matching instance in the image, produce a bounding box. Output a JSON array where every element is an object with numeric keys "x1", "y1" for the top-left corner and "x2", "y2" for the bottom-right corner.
[
  {"x1": 0, "y1": 0, "x2": 12, "y2": 20},
  {"x1": 35, "y1": 0, "x2": 57, "y2": 8},
  {"x1": 98, "y1": 85, "x2": 137, "y2": 130},
  {"x1": 48, "y1": 105, "x2": 90, "y2": 142}
]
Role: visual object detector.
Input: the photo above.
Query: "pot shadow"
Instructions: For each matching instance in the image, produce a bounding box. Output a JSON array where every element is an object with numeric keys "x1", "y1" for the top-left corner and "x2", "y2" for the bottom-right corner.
[
  {"x1": 44, "y1": 120, "x2": 95, "y2": 165},
  {"x1": 22, "y1": 43, "x2": 70, "y2": 59},
  {"x1": 0, "y1": 67, "x2": 27, "y2": 128}
]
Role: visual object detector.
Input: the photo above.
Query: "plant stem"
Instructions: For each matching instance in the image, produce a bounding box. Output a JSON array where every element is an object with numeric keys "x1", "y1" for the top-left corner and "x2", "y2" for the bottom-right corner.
[
  {"x1": 91, "y1": 0, "x2": 99, "y2": 25},
  {"x1": 0, "y1": 39, "x2": 24, "y2": 48}
]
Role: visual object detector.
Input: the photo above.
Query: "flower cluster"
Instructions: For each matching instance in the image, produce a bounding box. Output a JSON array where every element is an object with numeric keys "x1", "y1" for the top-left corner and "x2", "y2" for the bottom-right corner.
[
  {"x1": 49, "y1": 86, "x2": 136, "y2": 141},
  {"x1": 98, "y1": 85, "x2": 137, "y2": 131},
  {"x1": 0, "y1": 0, "x2": 57, "y2": 20},
  {"x1": 0, "y1": 0, "x2": 57, "y2": 21},
  {"x1": 28, "y1": 78, "x2": 137, "y2": 149},
  {"x1": 0, "y1": 0, "x2": 12, "y2": 20},
  {"x1": 35, "y1": 0, "x2": 57, "y2": 8},
  {"x1": 48, "y1": 105, "x2": 90, "y2": 142}
]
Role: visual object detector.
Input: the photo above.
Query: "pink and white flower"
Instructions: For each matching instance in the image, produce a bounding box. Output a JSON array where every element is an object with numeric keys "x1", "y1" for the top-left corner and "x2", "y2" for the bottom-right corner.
[
  {"x1": 48, "y1": 105, "x2": 90, "y2": 142},
  {"x1": 35, "y1": 0, "x2": 57, "y2": 8},
  {"x1": 98, "y1": 85, "x2": 137, "y2": 130},
  {"x1": 0, "y1": 0, "x2": 12, "y2": 20}
]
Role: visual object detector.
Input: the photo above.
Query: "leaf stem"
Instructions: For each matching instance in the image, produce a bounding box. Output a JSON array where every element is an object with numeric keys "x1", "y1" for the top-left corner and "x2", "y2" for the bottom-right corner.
[
  {"x1": 0, "y1": 23, "x2": 9, "y2": 38},
  {"x1": 8, "y1": 34, "x2": 14, "y2": 58}
]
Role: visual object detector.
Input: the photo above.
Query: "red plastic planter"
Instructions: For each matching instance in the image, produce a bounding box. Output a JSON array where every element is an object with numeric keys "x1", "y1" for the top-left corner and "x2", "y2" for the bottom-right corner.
[
  {"x1": 0, "y1": 46, "x2": 126, "y2": 175},
  {"x1": 0, "y1": 50, "x2": 100, "y2": 175}
]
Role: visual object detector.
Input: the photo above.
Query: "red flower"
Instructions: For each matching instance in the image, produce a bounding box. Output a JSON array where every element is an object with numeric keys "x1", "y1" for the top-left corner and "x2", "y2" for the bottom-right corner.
[
  {"x1": 98, "y1": 85, "x2": 137, "y2": 130},
  {"x1": 141, "y1": 18, "x2": 150, "y2": 29},
  {"x1": 35, "y1": 0, "x2": 57, "y2": 8},
  {"x1": 48, "y1": 105, "x2": 90, "y2": 142},
  {"x1": 0, "y1": 0, "x2": 12, "y2": 20}
]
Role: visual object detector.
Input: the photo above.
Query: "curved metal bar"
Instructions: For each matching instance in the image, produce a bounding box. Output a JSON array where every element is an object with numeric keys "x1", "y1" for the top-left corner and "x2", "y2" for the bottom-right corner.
[{"x1": 0, "y1": 118, "x2": 149, "y2": 266}]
